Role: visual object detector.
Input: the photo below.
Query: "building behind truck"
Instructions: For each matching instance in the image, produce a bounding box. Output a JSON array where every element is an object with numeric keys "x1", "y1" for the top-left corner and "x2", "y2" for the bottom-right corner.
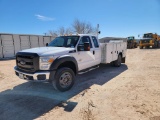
[{"x1": 139, "y1": 33, "x2": 160, "y2": 49}]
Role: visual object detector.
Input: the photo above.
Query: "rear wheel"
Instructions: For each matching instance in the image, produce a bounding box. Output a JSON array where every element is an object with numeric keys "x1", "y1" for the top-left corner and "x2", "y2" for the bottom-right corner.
[
  {"x1": 153, "y1": 41, "x2": 158, "y2": 48},
  {"x1": 114, "y1": 54, "x2": 122, "y2": 67},
  {"x1": 158, "y1": 41, "x2": 160, "y2": 48},
  {"x1": 135, "y1": 43, "x2": 137, "y2": 48},
  {"x1": 110, "y1": 61, "x2": 115, "y2": 66},
  {"x1": 52, "y1": 67, "x2": 75, "y2": 92}
]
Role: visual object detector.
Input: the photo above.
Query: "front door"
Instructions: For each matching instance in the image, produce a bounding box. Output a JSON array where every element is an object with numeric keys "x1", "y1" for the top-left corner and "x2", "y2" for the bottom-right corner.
[{"x1": 75, "y1": 36, "x2": 96, "y2": 71}]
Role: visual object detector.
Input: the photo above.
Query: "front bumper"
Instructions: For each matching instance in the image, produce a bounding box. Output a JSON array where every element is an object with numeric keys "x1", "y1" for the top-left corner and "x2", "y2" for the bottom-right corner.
[{"x1": 14, "y1": 66, "x2": 50, "y2": 82}]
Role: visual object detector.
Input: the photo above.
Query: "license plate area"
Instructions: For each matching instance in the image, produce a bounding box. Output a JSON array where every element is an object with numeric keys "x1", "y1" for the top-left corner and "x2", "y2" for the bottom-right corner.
[{"x1": 19, "y1": 73, "x2": 24, "y2": 79}]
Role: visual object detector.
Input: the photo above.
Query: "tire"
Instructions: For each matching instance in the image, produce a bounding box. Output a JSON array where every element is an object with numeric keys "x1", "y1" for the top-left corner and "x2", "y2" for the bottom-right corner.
[
  {"x1": 158, "y1": 41, "x2": 160, "y2": 48},
  {"x1": 135, "y1": 43, "x2": 137, "y2": 48},
  {"x1": 52, "y1": 67, "x2": 75, "y2": 92},
  {"x1": 154, "y1": 41, "x2": 158, "y2": 48},
  {"x1": 114, "y1": 54, "x2": 122, "y2": 67},
  {"x1": 110, "y1": 61, "x2": 115, "y2": 66}
]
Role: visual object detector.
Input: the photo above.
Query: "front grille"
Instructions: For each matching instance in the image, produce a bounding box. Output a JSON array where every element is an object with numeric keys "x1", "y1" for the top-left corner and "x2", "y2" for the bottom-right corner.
[
  {"x1": 16, "y1": 55, "x2": 34, "y2": 59},
  {"x1": 16, "y1": 52, "x2": 39, "y2": 73}
]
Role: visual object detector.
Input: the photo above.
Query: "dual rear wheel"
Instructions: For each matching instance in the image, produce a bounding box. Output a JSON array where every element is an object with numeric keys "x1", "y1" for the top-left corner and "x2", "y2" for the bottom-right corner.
[{"x1": 111, "y1": 54, "x2": 122, "y2": 67}]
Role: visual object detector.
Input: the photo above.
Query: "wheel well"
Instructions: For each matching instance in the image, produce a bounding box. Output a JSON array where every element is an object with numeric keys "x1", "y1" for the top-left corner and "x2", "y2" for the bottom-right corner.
[{"x1": 57, "y1": 61, "x2": 77, "y2": 75}]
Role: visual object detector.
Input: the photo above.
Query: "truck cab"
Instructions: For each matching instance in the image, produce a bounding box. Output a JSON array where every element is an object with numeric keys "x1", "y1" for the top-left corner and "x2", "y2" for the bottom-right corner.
[{"x1": 14, "y1": 34, "x2": 127, "y2": 92}]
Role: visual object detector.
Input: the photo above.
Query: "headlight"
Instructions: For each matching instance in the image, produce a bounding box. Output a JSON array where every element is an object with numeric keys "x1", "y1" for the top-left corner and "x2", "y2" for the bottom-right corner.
[{"x1": 39, "y1": 56, "x2": 54, "y2": 70}]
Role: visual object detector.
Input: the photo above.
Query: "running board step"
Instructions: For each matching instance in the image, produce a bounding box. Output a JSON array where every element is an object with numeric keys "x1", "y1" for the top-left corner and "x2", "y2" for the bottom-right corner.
[{"x1": 78, "y1": 65, "x2": 99, "y2": 75}]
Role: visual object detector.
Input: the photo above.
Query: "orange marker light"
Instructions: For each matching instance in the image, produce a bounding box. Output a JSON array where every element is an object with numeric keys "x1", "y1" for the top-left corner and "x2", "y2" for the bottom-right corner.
[{"x1": 48, "y1": 58, "x2": 54, "y2": 63}]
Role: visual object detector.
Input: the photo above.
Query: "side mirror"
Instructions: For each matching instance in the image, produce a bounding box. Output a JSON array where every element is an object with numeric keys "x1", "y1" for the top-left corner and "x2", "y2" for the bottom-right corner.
[
  {"x1": 77, "y1": 42, "x2": 90, "y2": 51},
  {"x1": 77, "y1": 45, "x2": 84, "y2": 51},
  {"x1": 84, "y1": 42, "x2": 90, "y2": 51},
  {"x1": 46, "y1": 43, "x2": 48, "y2": 46}
]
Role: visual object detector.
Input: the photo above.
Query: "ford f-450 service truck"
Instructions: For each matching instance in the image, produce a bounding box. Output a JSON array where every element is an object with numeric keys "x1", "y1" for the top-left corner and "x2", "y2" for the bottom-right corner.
[{"x1": 14, "y1": 34, "x2": 127, "y2": 92}]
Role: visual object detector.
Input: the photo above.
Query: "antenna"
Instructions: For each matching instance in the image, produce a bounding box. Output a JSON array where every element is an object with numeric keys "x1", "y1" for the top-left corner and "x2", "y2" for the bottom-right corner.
[{"x1": 96, "y1": 24, "x2": 101, "y2": 39}]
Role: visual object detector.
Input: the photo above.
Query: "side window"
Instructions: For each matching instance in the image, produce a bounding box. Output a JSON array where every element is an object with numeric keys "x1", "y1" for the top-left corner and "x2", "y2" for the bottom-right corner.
[
  {"x1": 92, "y1": 36, "x2": 99, "y2": 48},
  {"x1": 78, "y1": 36, "x2": 92, "y2": 48}
]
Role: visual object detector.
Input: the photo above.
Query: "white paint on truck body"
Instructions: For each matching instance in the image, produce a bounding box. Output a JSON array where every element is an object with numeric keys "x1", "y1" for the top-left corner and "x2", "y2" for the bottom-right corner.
[
  {"x1": 15, "y1": 34, "x2": 127, "y2": 72},
  {"x1": 100, "y1": 41, "x2": 127, "y2": 64}
]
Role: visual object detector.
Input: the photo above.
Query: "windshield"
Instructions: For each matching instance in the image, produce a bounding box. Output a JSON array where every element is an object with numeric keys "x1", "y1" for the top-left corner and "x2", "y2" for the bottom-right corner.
[
  {"x1": 143, "y1": 34, "x2": 152, "y2": 38},
  {"x1": 48, "y1": 36, "x2": 79, "y2": 47},
  {"x1": 127, "y1": 37, "x2": 134, "y2": 40}
]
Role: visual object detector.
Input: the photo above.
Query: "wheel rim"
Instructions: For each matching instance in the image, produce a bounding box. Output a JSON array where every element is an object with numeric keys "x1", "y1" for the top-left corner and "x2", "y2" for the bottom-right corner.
[{"x1": 59, "y1": 72, "x2": 72, "y2": 88}]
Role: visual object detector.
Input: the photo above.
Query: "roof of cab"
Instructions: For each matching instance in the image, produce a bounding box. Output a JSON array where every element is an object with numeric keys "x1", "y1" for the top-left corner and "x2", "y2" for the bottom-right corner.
[{"x1": 59, "y1": 34, "x2": 97, "y2": 37}]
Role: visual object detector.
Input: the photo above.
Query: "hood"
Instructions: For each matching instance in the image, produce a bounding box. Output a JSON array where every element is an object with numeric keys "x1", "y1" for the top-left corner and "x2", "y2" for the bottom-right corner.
[{"x1": 20, "y1": 47, "x2": 75, "y2": 56}]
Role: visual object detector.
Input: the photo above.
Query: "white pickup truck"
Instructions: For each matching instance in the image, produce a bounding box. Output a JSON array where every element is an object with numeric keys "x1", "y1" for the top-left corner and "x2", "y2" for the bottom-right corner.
[{"x1": 14, "y1": 34, "x2": 127, "y2": 91}]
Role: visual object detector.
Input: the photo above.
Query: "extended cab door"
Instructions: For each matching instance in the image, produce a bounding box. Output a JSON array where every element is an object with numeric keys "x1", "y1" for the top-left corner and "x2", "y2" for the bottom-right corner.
[
  {"x1": 76, "y1": 36, "x2": 97, "y2": 71},
  {"x1": 91, "y1": 36, "x2": 101, "y2": 65}
]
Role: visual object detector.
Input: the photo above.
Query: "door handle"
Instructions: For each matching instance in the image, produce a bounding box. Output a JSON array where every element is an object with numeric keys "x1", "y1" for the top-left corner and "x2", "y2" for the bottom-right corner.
[{"x1": 93, "y1": 51, "x2": 95, "y2": 55}]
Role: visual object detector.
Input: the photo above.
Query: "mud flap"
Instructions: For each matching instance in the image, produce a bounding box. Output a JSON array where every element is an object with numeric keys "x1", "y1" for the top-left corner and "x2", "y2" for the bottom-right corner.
[{"x1": 122, "y1": 57, "x2": 126, "y2": 63}]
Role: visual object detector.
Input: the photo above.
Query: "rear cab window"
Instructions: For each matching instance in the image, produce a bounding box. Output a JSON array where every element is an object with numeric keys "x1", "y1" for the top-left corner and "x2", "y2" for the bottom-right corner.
[{"x1": 92, "y1": 36, "x2": 99, "y2": 48}]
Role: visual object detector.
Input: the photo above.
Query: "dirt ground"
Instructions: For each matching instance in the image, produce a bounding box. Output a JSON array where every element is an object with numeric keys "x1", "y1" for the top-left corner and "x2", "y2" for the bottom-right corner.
[{"x1": 0, "y1": 48, "x2": 160, "y2": 120}]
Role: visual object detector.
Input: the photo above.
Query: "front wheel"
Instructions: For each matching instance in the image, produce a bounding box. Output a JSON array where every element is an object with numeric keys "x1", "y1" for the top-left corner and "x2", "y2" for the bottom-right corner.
[
  {"x1": 114, "y1": 54, "x2": 122, "y2": 67},
  {"x1": 52, "y1": 67, "x2": 75, "y2": 92}
]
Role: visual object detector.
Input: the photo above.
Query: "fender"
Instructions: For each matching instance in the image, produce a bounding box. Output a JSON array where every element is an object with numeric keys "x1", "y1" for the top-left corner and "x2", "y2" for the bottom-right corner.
[{"x1": 50, "y1": 55, "x2": 78, "y2": 74}]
